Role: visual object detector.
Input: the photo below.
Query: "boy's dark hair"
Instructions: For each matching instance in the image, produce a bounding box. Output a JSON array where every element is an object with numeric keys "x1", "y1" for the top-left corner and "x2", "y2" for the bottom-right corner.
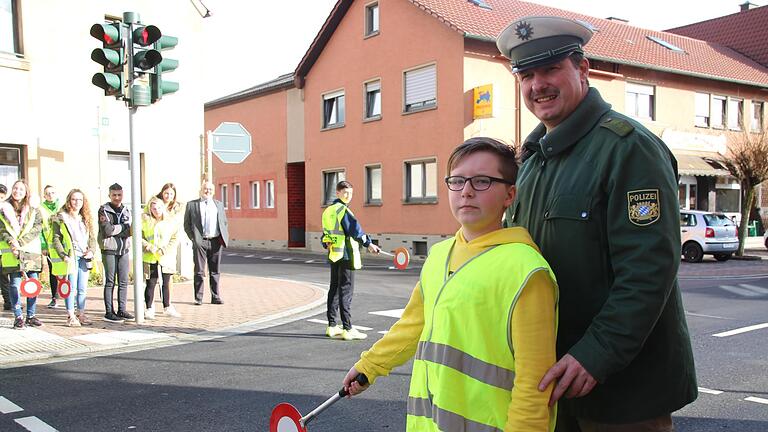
[
  {"x1": 0, "y1": 184, "x2": 6, "y2": 194},
  {"x1": 336, "y1": 180, "x2": 353, "y2": 191},
  {"x1": 447, "y1": 137, "x2": 518, "y2": 183},
  {"x1": 109, "y1": 183, "x2": 123, "y2": 191}
]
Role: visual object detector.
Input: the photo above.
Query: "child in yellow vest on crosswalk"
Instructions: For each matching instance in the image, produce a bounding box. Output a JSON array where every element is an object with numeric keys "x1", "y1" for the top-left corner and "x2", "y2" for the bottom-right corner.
[{"x1": 342, "y1": 138, "x2": 559, "y2": 431}]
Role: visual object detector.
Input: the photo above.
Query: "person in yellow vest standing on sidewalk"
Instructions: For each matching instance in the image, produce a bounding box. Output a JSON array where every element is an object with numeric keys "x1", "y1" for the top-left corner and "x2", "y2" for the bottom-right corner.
[
  {"x1": 39, "y1": 185, "x2": 61, "y2": 309},
  {"x1": 0, "y1": 180, "x2": 44, "y2": 330},
  {"x1": 141, "y1": 196, "x2": 181, "y2": 319},
  {"x1": 342, "y1": 138, "x2": 559, "y2": 431},
  {"x1": 321, "y1": 180, "x2": 380, "y2": 341},
  {"x1": 49, "y1": 189, "x2": 98, "y2": 327}
]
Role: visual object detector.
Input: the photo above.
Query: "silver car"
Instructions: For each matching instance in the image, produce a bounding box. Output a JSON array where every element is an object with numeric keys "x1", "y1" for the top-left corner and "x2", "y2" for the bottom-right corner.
[{"x1": 680, "y1": 210, "x2": 739, "y2": 262}]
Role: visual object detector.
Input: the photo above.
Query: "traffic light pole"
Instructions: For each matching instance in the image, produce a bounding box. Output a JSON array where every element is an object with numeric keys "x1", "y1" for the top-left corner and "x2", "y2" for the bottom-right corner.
[{"x1": 124, "y1": 12, "x2": 145, "y2": 324}]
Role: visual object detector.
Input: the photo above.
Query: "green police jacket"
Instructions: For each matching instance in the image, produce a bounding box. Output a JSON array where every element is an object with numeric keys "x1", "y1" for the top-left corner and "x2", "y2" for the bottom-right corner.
[{"x1": 505, "y1": 88, "x2": 697, "y2": 423}]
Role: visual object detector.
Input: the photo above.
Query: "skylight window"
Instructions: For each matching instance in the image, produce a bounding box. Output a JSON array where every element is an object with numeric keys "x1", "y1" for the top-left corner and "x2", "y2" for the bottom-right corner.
[
  {"x1": 647, "y1": 36, "x2": 685, "y2": 53},
  {"x1": 468, "y1": 0, "x2": 491, "y2": 10}
]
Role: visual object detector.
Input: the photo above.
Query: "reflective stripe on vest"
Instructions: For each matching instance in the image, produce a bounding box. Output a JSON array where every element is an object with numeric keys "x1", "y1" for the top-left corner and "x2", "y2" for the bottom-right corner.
[{"x1": 406, "y1": 238, "x2": 558, "y2": 432}]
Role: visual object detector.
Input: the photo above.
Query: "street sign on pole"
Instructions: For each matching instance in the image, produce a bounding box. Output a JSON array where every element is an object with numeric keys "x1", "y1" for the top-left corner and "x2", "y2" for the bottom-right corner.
[{"x1": 211, "y1": 122, "x2": 252, "y2": 164}]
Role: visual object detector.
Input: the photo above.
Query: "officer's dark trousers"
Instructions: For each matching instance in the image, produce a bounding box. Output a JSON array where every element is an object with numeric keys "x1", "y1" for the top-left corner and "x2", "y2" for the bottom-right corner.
[
  {"x1": 103, "y1": 252, "x2": 130, "y2": 314},
  {"x1": 193, "y1": 237, "x2": 223, "y2": 303},
  {"x1": 46, "y1": 256, "x2": 58, "y2": 300},
  {"x1": 556, "y1": 412, "x2": 674, "y2": 432},
  {"x1": 327, "y1": 260, "x2": 354, "y2": 330},
  {"x1": 0, "y1": 272, "x2": 10, "y2": 309}
]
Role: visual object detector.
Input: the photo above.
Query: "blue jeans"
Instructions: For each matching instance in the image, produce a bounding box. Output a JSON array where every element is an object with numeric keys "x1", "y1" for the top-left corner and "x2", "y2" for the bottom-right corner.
[
  {"x1": 9, "y1": 271, "x2": 40, "y2": 319},
  {"x1": 65, "y1": 257, "x2": 90, "y2": 313}
]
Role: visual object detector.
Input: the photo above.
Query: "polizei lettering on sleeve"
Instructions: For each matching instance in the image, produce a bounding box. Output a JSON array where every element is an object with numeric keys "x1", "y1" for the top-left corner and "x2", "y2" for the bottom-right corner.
[{"x1": 627, "y1": 189, "x2": 660, "y2": 226}]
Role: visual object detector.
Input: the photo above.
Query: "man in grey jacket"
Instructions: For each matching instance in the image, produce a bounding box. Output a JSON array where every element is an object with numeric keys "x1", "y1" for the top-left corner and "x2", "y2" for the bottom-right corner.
[{"x1": 98, "y1": 183, "x2": 133, "y2": 322}]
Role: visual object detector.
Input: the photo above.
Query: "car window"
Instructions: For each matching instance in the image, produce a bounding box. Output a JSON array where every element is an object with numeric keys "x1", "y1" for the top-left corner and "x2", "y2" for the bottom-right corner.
[
  {"x1": 680, "y1": 213, "x2": 696, "y2": 227},
  {"x1": 703, "y1": 214, "x2": 733, "y2": 226}
]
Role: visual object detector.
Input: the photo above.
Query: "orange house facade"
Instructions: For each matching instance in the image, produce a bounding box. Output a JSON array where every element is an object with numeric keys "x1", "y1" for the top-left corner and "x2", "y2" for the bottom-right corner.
[{"x1": 205, "y1": 0, "x2": 768, "y2": 253}]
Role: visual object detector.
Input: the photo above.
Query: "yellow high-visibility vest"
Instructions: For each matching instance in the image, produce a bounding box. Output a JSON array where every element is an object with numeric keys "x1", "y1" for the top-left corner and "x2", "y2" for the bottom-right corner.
[
  {"x1": 0, "y1": 210, "x2": 41, "y2": 268},
  {"x1": 321, "y1": 202, "x2": 361, "y2": 269},
  {"x1": 48, "y1": 218, "x2": 74, "y2": 276},
  {"x1": 406, "y1": 238, "x2": 558, "y2": 432}
]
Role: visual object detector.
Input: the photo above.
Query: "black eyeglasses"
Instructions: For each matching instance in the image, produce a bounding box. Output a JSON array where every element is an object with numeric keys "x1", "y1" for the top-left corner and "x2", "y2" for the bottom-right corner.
[{"x1": 444, "y1": 175, "x2": 513, "y2": 191}]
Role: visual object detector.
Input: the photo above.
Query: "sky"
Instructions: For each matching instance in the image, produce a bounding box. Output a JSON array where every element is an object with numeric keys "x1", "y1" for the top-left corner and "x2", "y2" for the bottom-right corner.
[{"x1": 200, "y1": 0, "x2": 762, "y2": 101}]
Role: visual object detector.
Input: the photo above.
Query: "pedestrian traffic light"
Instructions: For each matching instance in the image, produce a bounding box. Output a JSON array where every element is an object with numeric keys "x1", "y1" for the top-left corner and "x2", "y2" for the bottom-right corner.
[
  {"x1": 131, "y1": 25, "x2": 163, "y2": 72},
  {"x1": 150, "y1": 35, "x2": 179, "y2": 103},
  {"x1": 90, "y1": 22, "x2": 125, "y2": 97}
]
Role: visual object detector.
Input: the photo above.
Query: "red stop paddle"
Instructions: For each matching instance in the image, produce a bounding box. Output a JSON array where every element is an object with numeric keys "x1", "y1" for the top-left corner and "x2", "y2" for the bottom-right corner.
[
  {"x1": 269, "y1": 374, "x2": 368, "y2": 432},
  {"x1": 20, "y1": 271, "x2": 42, "y2": 298},
  {"x1": 57, "y1": 277, "x2": 72, "y2": 299},
  {"x1": 379, "y1": 247, "x2": 410, "y2": 270}
]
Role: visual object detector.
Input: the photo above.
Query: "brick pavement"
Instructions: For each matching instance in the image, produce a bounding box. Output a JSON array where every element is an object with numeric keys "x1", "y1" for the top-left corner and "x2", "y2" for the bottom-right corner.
[{"x1": 0, "y1": 274, "x2": 325, "y2": 367}]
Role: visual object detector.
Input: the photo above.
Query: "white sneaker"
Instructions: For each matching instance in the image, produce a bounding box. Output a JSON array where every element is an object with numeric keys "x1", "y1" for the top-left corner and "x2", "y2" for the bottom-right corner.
[
  {"x1": 342, "y1": 327, "x2": 368, "y2": 341},
  {"x1": 164, "y1": 305, "x2": 181, "y2": 318},
  {"x1": 145, "y1": 307, "x2": 155, "y2": 320},
  {"x1": 326, "y1": 325, "x2": 343, "y2": 338}
]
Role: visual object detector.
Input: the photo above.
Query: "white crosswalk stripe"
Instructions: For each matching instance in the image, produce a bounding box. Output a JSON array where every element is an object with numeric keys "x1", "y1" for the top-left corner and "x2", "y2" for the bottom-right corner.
[
  {"x1": 244, "y1": 254, "x2": 254, "y2": 258},
  {"x1": 282, "y1": 258, "x2": 293, "y2": 261},
  {"x1": 720, "y1": 285, "x2": 763, "y2": 297},
  {"x1": 306, "y1": 319, "x2": 372, "y2": 331},
  {"x1": 262, "y1": 256, "x2": 273, "y2": 260},
  {"x1": 745, "y1": 396, "x2": 768, "y2": 405},
  {"x1": 0, "y1": 396, "x2": 24, "y2": 414},
  {"x1": 369, "y1": 309, "x2": 404, "y2": 319},
  {"x1": 15, "y1": 416, "x2": 59, "y2": 432},
  {"x1": 697, "y1": 387, "x2": 723, "y2": 395},
  {"x1": 713, "y1": 322, "x2": 768, "y2": 338}
]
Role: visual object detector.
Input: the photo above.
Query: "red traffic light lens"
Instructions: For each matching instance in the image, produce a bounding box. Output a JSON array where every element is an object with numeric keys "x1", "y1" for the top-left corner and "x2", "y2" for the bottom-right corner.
[{"x1": 140, "y1": 29, "x2": 149, "y2": 45}]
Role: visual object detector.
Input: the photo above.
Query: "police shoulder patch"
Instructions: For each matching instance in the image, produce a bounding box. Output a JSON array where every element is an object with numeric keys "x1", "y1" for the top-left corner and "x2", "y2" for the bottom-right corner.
[
  {"x1": 627, "y1": 189, "x2": 660, "y2": 226},
  {"x1": 600, "y1": 117, "x2": 634, "y2": 137}
]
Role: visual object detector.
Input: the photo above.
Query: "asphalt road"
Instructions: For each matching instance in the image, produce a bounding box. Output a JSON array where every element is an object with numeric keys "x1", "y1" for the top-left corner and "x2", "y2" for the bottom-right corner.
[{"x1": 1, "y1": 253, "x2": 766, "y2": 431}]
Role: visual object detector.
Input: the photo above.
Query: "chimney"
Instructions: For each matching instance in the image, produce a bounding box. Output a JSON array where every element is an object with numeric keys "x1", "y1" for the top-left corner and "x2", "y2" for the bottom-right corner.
[{"x1": 740, "y1": 1, "x2": 756, "y2": 12}]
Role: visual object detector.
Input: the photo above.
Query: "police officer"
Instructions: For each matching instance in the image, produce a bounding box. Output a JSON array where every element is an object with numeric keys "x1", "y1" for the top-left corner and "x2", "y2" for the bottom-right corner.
[{"x1": 497, "y1": 16, "x2": 697, "y2": 431}]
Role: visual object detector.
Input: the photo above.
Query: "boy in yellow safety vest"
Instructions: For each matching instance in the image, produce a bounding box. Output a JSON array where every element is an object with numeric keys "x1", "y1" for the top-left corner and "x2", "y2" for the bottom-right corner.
[{"x1": 342, "y1": 137, "x2": 559, "y2": 431}]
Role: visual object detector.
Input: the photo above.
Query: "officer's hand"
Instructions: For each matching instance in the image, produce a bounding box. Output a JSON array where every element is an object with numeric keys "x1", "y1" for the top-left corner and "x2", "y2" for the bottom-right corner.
[
  {"x1": 538, "y1": 354, "x2": 597, "y2": 406},
  {"x1": 367, "y1": 244, "x2": 381, "y2": 254},
  {"x1": 41, "y1": 250, "x2": 48, "y2": 256},
  {"x1": 342, "y1": 367, "x2": 370, "y2": 397}
]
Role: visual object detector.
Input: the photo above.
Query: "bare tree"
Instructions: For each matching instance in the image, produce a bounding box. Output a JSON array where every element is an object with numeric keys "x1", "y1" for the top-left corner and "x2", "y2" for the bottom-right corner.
[{"x1": 720, "y1": 130, "x2": 768, "y2": 256}]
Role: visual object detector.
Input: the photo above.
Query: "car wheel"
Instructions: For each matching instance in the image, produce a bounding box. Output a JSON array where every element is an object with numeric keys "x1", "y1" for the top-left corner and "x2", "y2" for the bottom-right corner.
[
  {"x1": 682, "y1": 242, "x2": 704, "y2": 263},
  {"x1": 714, "y1": 253, "x2": 732, "y2": 262}
]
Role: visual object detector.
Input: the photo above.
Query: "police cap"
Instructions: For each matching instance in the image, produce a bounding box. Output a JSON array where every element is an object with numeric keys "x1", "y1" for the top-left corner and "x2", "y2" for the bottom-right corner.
[{"x1": 497, "y1": 16, "x2": 594, "y2": 73}]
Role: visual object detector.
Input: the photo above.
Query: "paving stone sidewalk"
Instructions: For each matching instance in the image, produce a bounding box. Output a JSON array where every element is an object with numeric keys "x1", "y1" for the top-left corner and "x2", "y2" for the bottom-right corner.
[{"x1": 0, "y1": 274, "x2": 325, "y2": 368}]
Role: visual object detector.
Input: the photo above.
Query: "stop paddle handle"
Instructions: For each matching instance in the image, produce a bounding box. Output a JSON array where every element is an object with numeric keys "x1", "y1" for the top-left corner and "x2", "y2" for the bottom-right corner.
[{"x1": 339, "y1": 373, "x2": 369, "y2": 397}]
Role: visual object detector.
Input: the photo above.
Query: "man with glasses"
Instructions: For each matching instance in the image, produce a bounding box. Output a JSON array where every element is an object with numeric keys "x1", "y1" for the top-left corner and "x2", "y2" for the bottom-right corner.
[{"x1": 497, "y1": 16, "x2": 696, "y2": 431}]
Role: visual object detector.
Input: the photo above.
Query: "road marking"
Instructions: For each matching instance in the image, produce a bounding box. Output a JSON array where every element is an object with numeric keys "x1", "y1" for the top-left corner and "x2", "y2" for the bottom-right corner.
[
  {"x1": 305, "y1": 260, "x2": 315, "y2": 263},
  {"x1": 745, "y1": 396, "x2": 768, "y2": 405},
  {"x1": 697, "y1": 387, "x2": 723, "y2": 395},
  {"x1": 685, "y1": 312, "x2": 729, "y2": 320},
  {"x1": 369, "y1": 309, "x2": 404, "y2": 319},
  {"x1": 226, "y1": 253, "x2": 238, "y2": 257},
  {"x1": 720, "y1": 285, "x2": 763, "y2": 297},
  {"x1": 262, "y1": 256, "x2": 273, "y2": 260},
  {"x1": 739, "y1": 284, "x2": 768, "y2": 294},
  {"x1": 0, "y1": 396, "x2": 23, "y2": 413},
  {"x1": 713, "y1": 322, "x2": 768, "y2": 338},
  {"x1": 281, "y1": 258, "x2": 293, "y2": 261},
  {"x1": 378, "y1": 330, "x2": 389, "y2": 335},
  {"x1": 244, "y1": 254, "x2": 254, "y2": 258},
  {"x1": 15, "y1": 416, "x2": 58, "y2": 432}
]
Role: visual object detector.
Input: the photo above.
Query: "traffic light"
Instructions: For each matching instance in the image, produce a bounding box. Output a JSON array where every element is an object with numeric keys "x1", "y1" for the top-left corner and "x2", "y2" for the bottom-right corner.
[
  {"x1": 131, "y1": 25, "x2": 162, "y2": 72},
  {"x1": 90, "y1": 22, "x2": 125, "y2": 97},
  {"x1": 150, "y1": 35, "x2": 179, "y2": 102}
]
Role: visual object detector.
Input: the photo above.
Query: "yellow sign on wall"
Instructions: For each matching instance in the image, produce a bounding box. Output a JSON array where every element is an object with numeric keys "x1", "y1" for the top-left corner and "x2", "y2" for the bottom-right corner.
[{"x1": 473, "y1": 84, "x2": 493, "y2": 119}]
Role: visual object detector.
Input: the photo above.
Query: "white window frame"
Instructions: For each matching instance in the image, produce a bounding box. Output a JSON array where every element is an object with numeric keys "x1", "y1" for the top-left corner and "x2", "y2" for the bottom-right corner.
[
  {"x1": 404, "y1": 158, "x2": 438, "y2": 203},
  {"x1": 265, "y1": 180, "x2": 275, "y2": 209},
  {"x1": 322, "y1": 89, "x2": 345, "y2": 129},
  {"x1": 233, "y1": 183, "x2": 241, "y2": 209},
  {"x1": 364, "y1": 79, "x2": 382, "y2": 120},
  {"x1": 694, "y1": 92, "x2": 710, "y2": 127},
  {"x1": 322, "y1": 170, "x2": 346, "y2": 206},
  {"x1": 403, "y1": 64, "x2": 437, "y2": 113},
  {"x1": 625, "y1": 83, "x2": 655, "y2": 120},
  {"x1": 727, "y1": 97, "x2": 744, "y2": 131},
  {"x1": 752, "y1": 101, "x2": 765, "y2": 132},
  {"x1": 221, "y1": 184, "x2": 229, "y2": 209},
  {"x1": 365, "y1": 2, "x2": 379, "y2": 37},
  {"x1": 251, "y1": 181, "x2": 260, "y2": 209},
  {"x1": 365, "y1": 164, "x2": 382, "y2": 204},
  {"x1": 711, "y1": 95, "x2": 727, "y2": 129}
]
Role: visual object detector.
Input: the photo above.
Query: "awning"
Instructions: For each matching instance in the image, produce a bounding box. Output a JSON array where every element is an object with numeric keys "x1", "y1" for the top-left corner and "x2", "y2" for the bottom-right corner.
[{"x1": 674, "y1": 153, "x2": 731, "y2": 177}]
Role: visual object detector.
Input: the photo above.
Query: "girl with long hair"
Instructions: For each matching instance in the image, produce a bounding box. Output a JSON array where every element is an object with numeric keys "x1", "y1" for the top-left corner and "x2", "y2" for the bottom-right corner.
[
  {"x1": 0, "y1": 180, "x2": 44, "y2": 329},
  {"x1": 50, "y1": 189, "x2": 98, "y2": 326},
  {"x1": 142, "y1": 196, "x2": 181, "y2": 318}
]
